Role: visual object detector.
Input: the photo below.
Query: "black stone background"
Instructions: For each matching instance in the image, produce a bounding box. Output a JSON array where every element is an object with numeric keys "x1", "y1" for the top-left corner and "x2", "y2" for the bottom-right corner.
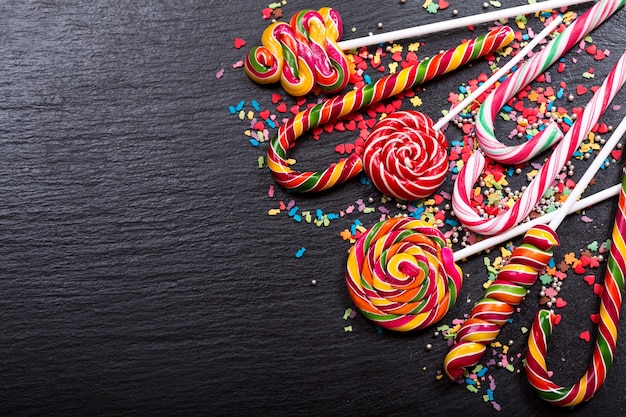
[{"x1": 1, "y1": 0, "x2": 626, "y2": 416}]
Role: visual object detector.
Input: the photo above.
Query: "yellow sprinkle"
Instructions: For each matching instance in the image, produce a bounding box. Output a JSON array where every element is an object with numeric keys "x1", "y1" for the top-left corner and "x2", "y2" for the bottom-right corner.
[
  {"x1": 500, "y1": 247, "x2": 512, "y2": 258},
  {"x1": 247, "y1": 111, "x2": 254, "y2": 120},
  {"x1": 410, "y1": 96, "x2": 423, "y2": 107},
  {"x1": 286, "y1": 158, "x2": 296, "y2": 165},
  {"x1": 389, "y1": 44, "x2": 403, "y2": 53},
  {"x1": 422, "y1": 0, "x2": 432, "y2": 9},
  {"x1": 408, "y1": 42, "x2": 420, "y2": 52},
  {"x1": 244, "y1": 129, "x2": 251, "y2": 136},
  {"x1": 388, "y1": 62, "x2": 399, "y2": 74},
  {"x1": 268, "y1": 209, "x2": 281, "y2": 216}
]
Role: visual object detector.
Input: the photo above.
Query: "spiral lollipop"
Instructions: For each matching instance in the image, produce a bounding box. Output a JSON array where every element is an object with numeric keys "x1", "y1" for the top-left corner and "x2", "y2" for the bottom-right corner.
[
  {"x1": 474, "y1": 0, "x2": 626, "y2": 164},
  {"x1": 268, "y1": 26, "x2": 514, "y2": 193},
  {"x1": 525, "y1": 171, "x2": 626, "y2": 407},
  {"x1": 244, "y1": 0, "x2": 589, "y2": 96},
  {"x1": 346, "y1": 217, "x2": 463, "y2": 332},
  {"x1": 361, "y1": 111, "x2": 448, "y2": 201}
]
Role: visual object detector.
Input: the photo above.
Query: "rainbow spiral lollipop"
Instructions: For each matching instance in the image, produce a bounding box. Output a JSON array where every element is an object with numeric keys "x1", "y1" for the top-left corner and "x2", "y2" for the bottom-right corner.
[{"x1": 346, "y1": 218, "x2": 463, "y2": 332}]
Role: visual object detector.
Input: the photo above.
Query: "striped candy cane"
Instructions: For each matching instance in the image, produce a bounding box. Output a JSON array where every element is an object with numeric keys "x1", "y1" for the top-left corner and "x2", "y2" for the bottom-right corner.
[{"x1": 525, "y1": 171, "x2": 626, "y2": 407}]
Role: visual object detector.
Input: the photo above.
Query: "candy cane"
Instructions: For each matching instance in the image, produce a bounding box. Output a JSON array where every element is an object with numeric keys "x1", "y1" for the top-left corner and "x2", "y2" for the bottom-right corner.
[
  {"x1": 525, "y1": 178, "x2": 626, "y2": 406},
  {"x1": 474, "y1": 0, "x2": 626, "y2": 164},
  {"x1": 453, "y1": 51, "x2": 626, "y2": 235},
  {"x1": 245, "y1": 0, "x2": 589, "y2": 96},
  {"x1": 267, "y1": 27, "x2": 514, "y2": 193}
]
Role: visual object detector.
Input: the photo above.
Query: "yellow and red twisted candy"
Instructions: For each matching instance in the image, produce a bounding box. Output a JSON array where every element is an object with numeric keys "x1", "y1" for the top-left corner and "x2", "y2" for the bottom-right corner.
[
  {"x1": 362, "y1": 111, "x2": 448, "y2": 201},
  {"x1": 346, "y1": 217, "x2": 463, "y2": 332},
  {"x1": 244, "y1": 7, "x2": 350, "y2": 97},
  {"x1": 443, "y1": 224, "x2": 560, "y2": 380},
  {"x1": 267, "y1": 27, "x2": 514, "y2": 194},
  {"x1": 525, "y1": 172, "x2": 626, "y2": 407}
]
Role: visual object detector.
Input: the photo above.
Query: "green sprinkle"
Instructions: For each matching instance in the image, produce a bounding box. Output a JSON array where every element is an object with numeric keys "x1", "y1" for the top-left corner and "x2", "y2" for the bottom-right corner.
[
  {"x1": 343, "y1": 308, "x2": 353, "y2": 320},
  {"x1": 257, "y1": 156, "x2": 265, "y2": 169},
  {"x1": 539, "y1": 274, "x2": 552, "y2": 285},
  {"x1": 466, "y1": 385, "x2": 479, "y2": 393},
  {"x1": 344, "y1": 325, "x2": 353, "y2": 332},
  {"x1": 587, "y1": 241, "x2": 599, "y2": 251}
]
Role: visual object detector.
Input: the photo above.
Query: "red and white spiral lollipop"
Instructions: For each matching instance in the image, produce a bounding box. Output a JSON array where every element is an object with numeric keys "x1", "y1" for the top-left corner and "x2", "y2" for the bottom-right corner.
[{"x1": 361, "y1": 111, "x2": 448, "y2": 201}]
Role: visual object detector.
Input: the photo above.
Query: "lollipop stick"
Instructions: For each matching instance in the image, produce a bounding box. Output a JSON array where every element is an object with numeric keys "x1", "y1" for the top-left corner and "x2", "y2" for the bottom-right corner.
[
  {"x1": 453, "y1": 113, "x2": 626, "y2": 262},
  {"x1": 338, "y1": 0, "x2": 589, "y2": 51},
  {"x1": 432, "y1": 15, "x2": 563, "y2": 131}
]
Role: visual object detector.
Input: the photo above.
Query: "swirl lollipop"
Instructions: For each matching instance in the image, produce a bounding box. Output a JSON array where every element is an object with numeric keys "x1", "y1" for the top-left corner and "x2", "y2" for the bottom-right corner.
[
  {"x1": 346, "y1": 217, "x2": 462, "y2": 332},
  {"x1": 245, "y1": 0, "x2": 589, "y2": 96}
]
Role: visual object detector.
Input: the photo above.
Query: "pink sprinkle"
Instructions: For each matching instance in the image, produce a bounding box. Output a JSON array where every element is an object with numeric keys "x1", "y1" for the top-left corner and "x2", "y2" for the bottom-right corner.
[
  {"x1": 216, "y1": 68, "x2": 224, "y2": 79},
  {"x1": 614, "y1": 105, "x2": 621, "y2": 111},
  {"x1": 491, "y1": 401, "x2": 501, "y2": 412},
  {"x1": 345, "y1": 205, "x2": 355, "y2": 214},
  {"x1": 232, "y1": 60, "x2": 244, "y2": 68},
  {"x1": 378, "y1": 206, "x2": 390, "y2": 214},
  {"x1": 268, "y1": 185, "x2": 275, "y2": 198},
  {"x1": 581, "y1": 215, "x2": 593, "y2": 223}
]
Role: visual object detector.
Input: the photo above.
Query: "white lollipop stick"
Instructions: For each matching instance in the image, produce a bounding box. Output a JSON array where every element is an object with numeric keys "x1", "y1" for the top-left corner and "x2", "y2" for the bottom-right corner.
[
  {"x1": 454, "y1": 113, "x2": 626, "y2": 261},
  {"x1": 432, "y1": 15, "x2": 563, "y2": 131},
  {"x1": 338, "y1": 0, "x2": 589, "y2": 51}
]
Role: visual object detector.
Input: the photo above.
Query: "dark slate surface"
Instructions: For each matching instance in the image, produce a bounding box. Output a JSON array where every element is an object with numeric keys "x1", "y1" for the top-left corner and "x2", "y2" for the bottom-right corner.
[{"x1": 2, "y1": 0, "x2": 626, "y2": 415}]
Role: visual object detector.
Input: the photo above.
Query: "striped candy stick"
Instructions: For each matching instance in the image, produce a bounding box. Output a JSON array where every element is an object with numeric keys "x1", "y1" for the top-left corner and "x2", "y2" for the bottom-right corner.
[
  {"x1": 443, "y1": 224, "x2": 560, "y2": 379},
  {"x1": 267, "y1": 26, "x2": 514, "y2": 193},
  {"x1": 525, "y1": 171, "x2": 626, "y2": 407},
  {"x1": 474, "y1": 0, "x2": 626, "y2": 164}
]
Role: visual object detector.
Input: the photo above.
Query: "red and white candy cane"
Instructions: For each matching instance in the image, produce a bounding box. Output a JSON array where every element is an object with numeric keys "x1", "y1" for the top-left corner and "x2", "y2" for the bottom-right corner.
[
  {"x1": 474, "y1": 0, "x2": 626, "y2": 164},
  {"x1": 453, "y1": 51, "x2": 626, "y2": 236},
  {"x1": 525, "y1": 171, "x2": 626, "y2": 406}
]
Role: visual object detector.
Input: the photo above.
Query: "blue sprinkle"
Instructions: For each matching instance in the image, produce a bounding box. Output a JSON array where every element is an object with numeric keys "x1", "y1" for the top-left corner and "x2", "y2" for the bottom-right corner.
[
  {"x1": 266, "y1": 119, "x2": 276, "y2": 128},
  {"x1": 452, "y1": 166, "x2": 459, "y2": 174},
  {"x1": 465, "y1": 378, "x2": 476, "y2": 385},
  {"x1": 327, "y1": 213, "x2": 339, "y2": 220},
  {"x1": 288, "y1": 206, "x2": 299, "y2": 217},
  {"x1": 360, "y1": 175, "x2": 371, "y2": 185},
  {"x1": 235, "y1": 100, "x2": 245, "y2": 111},
  {"x1": 292, "y1": 214, "x2": 302, "y2": 222},
  {"x1": 477, "y1": 367, "x2": 488, "y2": 377},
  {"x1": 507, "y1": 318, "x2": 513, "y2": 324},
  {"x1": 316, "y1": 208, "x2": 323, "y2": 221},
  {"x1": 563, "y1": 117, "x2": 573, "y2": 126},
  {"x1": 354, "y1": 219, "x2": 362, "y2": 226},
  {"x1": 600, "y1": 159, "x2": 610, "y2": 170},
  {"x1": 364, "y1": 74, "x2": 372, "y2": 84},
  {"x1": 459, "y1": 85, "x2": 467, "y2": 94},
  {"x1": 413, "y1": 207, "x2": 425, "y2": 218},
  {"x1": 451, "y1": 140, "x2": 464, "y2": 147},
  {"x1": 547, "y1": 101, "x2": 554, "y2": 112},
  {"x1": 350, "y1": 224, "x2": 357, "y2": 235},
  {"x1": 502, "y1": 105, "x2": 512, "y2": 113},
  {"x1": 295, "y1": 247, "x2": 306, "y2": 258},
  {"x1": 249, "y1": 138, "x2": 259, "y2": 147},
  {"x1": 507, "y1": 167, "x2": 514, "y2": 176},
  {"x1": 549, "y1": 258, "x2": 556, "y2": 268},
  {"x1": 445, "y1": 219, "x2": 459, "y2": 227},
  {"x1": 487, "y1": 388, "x2": 495, "y2": 401},
  {"x1": 573, "y1": 151, "x2": 582, "y2": 158},
  {"x1": 522, "y1": 34, "x2": 529, "y2": 41},
  {"x1": 228, "y1": 105, "x2": 236, "y2": 114},
  {"x1": 251, "y1": 100, "x2": 260, "y2": 111},
  {"x1": 556, "y1": 87, "x2": 564, "y2": 99}
]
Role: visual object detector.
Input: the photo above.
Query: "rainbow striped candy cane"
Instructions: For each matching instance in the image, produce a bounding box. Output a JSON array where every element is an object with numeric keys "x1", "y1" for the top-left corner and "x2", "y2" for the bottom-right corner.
[{"x1": 525, "y1": 171, "x2": 626, "y2": 407}]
